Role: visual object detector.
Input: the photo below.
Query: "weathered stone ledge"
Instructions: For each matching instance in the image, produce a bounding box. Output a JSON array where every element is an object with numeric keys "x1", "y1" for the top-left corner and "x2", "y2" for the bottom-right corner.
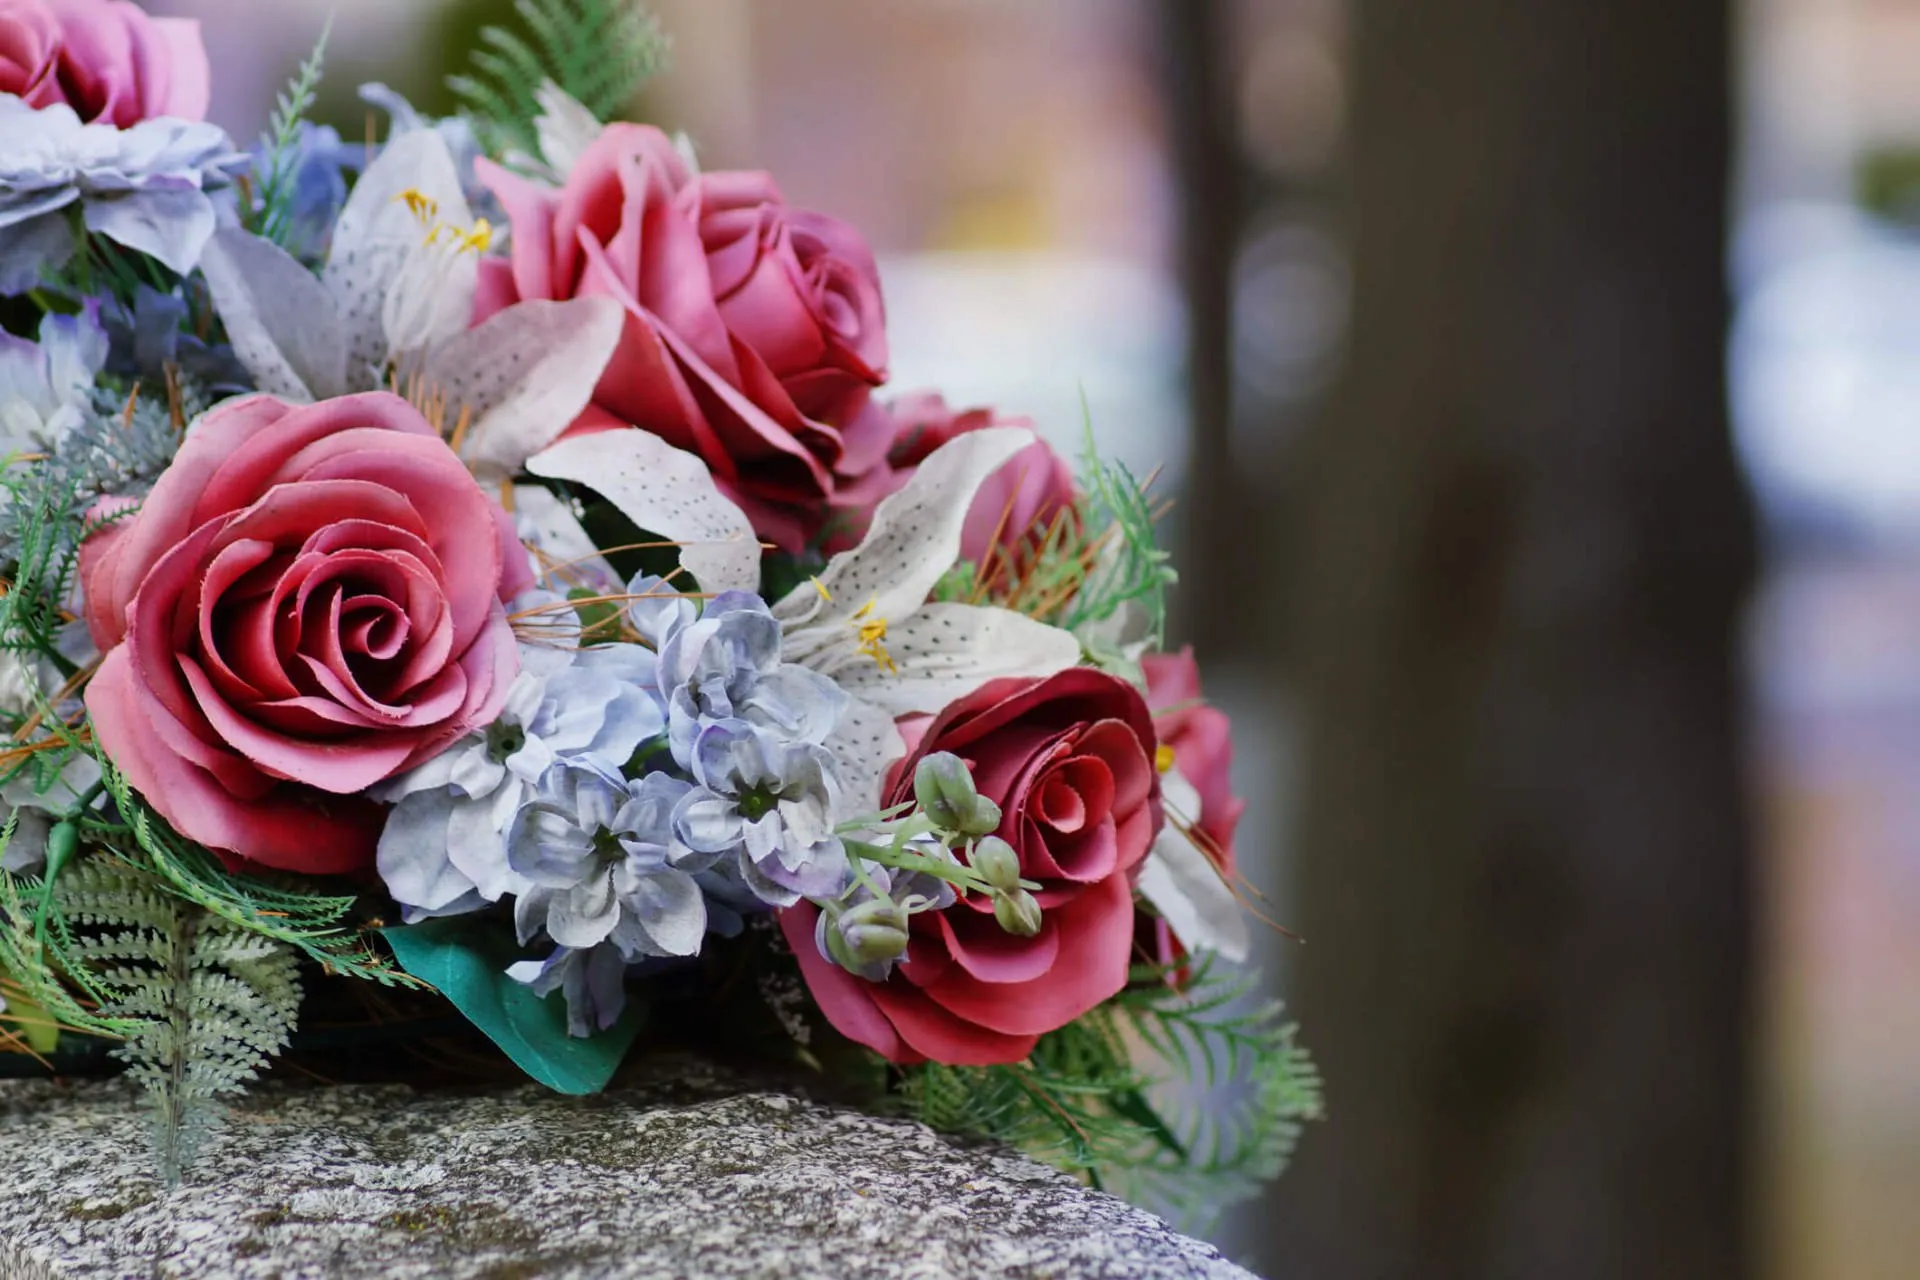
[{"x1": 0, "y1": 1067, "x2": 1259, "y2": 1279}]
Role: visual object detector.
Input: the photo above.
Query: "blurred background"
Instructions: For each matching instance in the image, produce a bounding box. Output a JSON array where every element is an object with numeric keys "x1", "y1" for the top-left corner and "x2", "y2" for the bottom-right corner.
[{"x1": 147, "y1": 0, "x2": 1920, "y2": 1275}]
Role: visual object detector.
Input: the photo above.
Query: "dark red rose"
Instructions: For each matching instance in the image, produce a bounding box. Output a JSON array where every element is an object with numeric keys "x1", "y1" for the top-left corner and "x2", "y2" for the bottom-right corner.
[{"x1": 782, "y1": 668, "x2": 1162, "y2": 1065}]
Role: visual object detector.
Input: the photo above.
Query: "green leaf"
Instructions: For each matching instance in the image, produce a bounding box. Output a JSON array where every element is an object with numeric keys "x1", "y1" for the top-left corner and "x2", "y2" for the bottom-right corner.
[{"x1": 381, "y1": 918, "x2": 641, "y2": 1095}]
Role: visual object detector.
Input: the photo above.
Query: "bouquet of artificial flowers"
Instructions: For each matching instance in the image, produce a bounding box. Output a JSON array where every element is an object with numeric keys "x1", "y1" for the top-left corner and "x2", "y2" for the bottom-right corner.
[{"x1": 0, "y1": 0, "x2": 1318, "y2": 1213}]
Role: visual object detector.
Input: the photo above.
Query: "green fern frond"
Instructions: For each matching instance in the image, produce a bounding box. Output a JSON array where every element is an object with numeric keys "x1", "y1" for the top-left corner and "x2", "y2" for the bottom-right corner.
[
  {"x1": 1062, "y1": 398, "x2": 1178, "y2": 646},
  {"x1": 52, "y1": 856, "x2": 301, "y2": 1182},
  {"x1": 898, "y1": 955, "x2": 1323, "y2": 1227},
  {"x1": 0, "y1": 839, "x2": 138, "y2": 1042},
  {"x1": 449, "y1": 0, "x2": 669, "y2": 160},
  {"x1": 250, "y1": 21, "x2": 331, "y2": 247},
  {"x1": 92, "y1": 761, "x2": 421, "y2": 988},
  {"x1": 1105, "y1": 957, "x2": 1326, "y2": 1226}
]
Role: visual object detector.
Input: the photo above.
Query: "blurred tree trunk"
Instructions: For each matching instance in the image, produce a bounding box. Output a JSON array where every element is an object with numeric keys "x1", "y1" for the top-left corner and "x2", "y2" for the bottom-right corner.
[
  {"x1": 1268, "y1": 3, "x2": 1756, "y2": 1279},
  {"x1": 1157, "y1": 0, "x2": 1245, "y2": 660}
]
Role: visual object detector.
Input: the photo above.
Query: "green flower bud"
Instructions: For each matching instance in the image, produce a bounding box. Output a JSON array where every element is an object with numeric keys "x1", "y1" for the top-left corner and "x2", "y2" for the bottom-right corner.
[
  {"x1": 914, "y1": 751, "x2": 975, "y2": 829},
  {"x1": 970, "y1": 835, "x2": 1023, "y2": 893},
  {"x1": 957, "y1": 793, "x2": 1002, "y2": 838},
  {"x1": 827, "y1": 897, "x2": 911, "y2": 970},
  {"x1": 914, "y1": 752, "x2": 1002, "y2": 836},
  {"x1": 993, "y1": 888, "x2": 1043, "y2": 938}
]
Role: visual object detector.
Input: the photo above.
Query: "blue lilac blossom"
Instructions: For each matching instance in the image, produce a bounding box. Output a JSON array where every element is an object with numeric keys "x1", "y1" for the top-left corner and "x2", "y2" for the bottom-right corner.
[
  {"x1": 507, "y1": 761, "x2": 709, "y2": 958},
  {"x1": 0, "y1": 304, "x2": 106, "y2": 452},
  {"x1": 250, "y1": 120, "x2": 359, "y2": 263},
  {"x1": 676, "y1": 718, "x2": 848, "y2": 905},
  {"x1": 374, "y1": 593, "x2": 665, "y2": 921},
  {"x1": 505, "y1": 944, "x2": 628, "y2": 1038},
  {"x1": 630, "y1": 577, "x2": 856, "y2": 909},
  {"x1": 0, "y1": 97, "x2": 248, "y2": 294},
  {"x1": 101, "y1": 284, "x2": 250, "y2": 392}
]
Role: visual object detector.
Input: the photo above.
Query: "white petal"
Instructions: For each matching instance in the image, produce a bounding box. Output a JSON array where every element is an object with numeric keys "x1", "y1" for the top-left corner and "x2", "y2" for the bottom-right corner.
[
  {"x1": 383, "y1": 237, "x2": 478, "y2": 374},
  {"x1": 829, "y1": 602, "x2": 1082, "y2": 717},
  {"x1": 83, "y1": 187, "x2": 215, "y2": 277},
  {"x1": 426, "y1": 297, "x2": 625, "y2": 478},
  {"x1": 527, "y1": 430, "x2": 761, "y2": 595},
  {"x1": 533, "y1": 81, "x2": 604, "y2": 177},
  {"x1": 513, "y1": 484, "x2": 620, "y2": 593},
  {"x1": 824, "y1": 696, "x2": 907, "y2": 821},
  {"x1": 1138, "y1": 836, "x2": 1253, "y2": 965},
  {"x1": 773, "y1": 425, "x2": 1033, "y2": 633},
  {"x1": 323, "y1": 129, "x2": 471, "y2": 388},
  {"x1": 198, "y1": 228, "x2": 344, "y2": 401}
]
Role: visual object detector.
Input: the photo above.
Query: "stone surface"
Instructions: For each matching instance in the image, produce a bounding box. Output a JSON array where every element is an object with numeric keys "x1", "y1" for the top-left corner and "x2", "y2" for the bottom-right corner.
[{"x1": 0, "y1": 1066, "x2": 1259, "y2": 1279}]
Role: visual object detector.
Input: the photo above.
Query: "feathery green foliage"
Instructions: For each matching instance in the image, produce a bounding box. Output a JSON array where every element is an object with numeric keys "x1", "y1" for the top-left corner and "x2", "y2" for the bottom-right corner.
[
  {"x1": 1062, "y1": 412, "x2": 1177, "y2": 647},
  {"x1": 249, "y1": 23, "x2": 331, "y2": 248},
  {"x1": 938, "y1": 403, "x2": 1175, "y2": 671},
  {"x1": 90, "y1": 761, "x2": 420, "y2": 987},
  {"x1": 899, "y1": 956, "x2": 1322, "y2": 1228},
  {"x1": 50, "y1": 856, "x2": 301, "y2": 1182},
  {"x1": 0, "y1": 376, "x2": 192, "y2": 668},
  {"x1": 0, "y1": 833, "x2": 139, "y2": 1041},
  {"x1": 449, "y1": 0, "x2": 668, "y2": 159},
  {"x1": 1104, "y1": 958, "x2": 1324, "y2": 1225}
]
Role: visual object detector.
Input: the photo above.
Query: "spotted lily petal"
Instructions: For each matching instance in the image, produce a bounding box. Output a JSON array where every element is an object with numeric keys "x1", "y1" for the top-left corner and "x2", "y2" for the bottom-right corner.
[
  {"x1": 423, "y1": 296, "x2": 624, "y2": 479},
  {"x1": 526, "y1": 430, "x2": 762, "y2": 595},
  {"x1": 513, "y1": 484, "x2": 620, "y2": 594},
  {"x1": 198, "y1": 227, "x2": 346, "y2": 400},
  {"x1": 823, "y1": 602, "x2": 1081, "y2": 718},
  {"x1": 324, "y1": 129, "x2": 472, "y2": 387},
  {"x1": 773, "y1": 425, "x2": 1035, "y2": 639},
  {"x1": 824, "y1": 696, "x2": 908, "y2": 818}
]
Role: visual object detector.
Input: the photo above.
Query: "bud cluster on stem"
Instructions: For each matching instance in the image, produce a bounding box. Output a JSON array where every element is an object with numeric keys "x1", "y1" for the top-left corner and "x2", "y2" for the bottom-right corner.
[{"x1": 811, "y1": 753, "x2": 1045, "y2": 981}]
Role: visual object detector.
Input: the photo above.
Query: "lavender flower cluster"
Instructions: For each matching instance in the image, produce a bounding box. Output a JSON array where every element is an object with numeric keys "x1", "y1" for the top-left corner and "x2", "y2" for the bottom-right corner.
[{"x1": 375, "y1": 576, "x2": 859, "y2": 1034}]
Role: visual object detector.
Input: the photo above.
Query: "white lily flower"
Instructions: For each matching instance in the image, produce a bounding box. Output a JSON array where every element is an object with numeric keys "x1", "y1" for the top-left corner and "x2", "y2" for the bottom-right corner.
[
  {"x1": 201, "y1": 129, "x2": 477, "y2": 398},
  {"x1": 526, "y1": 429, "x2": 765, "y2": 596},
  {"x1": 771, "y1": 426, "x2": 1084, "y2": 718},
  {"x1": 1136, "y1": 763, "x2": 1252, "y2": 963},
  {"x1": 201, "y1": 129, "x2": 623, "y2": 478}
]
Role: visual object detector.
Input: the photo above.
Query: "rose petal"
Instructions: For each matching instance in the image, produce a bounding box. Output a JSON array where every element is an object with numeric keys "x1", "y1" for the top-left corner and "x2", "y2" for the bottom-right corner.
[
  {"x1": 86, "y1": 649, "x2": 384, "y2": 873},
  {"x1": 922, "y1": 872, "x2": 1135, "y2": 1037},
  {"x1": 935, "y1": 908, "x2": 1062, "y2": 985}
]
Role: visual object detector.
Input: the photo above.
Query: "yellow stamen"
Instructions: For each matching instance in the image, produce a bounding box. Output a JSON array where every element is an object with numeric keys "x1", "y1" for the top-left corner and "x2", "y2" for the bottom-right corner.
[
  {"x1": 460, "y1": 218, "x2": 493, "y2": 254},
  {"x1": 1155, "y1": 744, "x2": 1176, "y2": 774},
  {"x1": 397, "y1": 188, "x2": 439, "y2": 223},
  {"x1": 810, "y1": 576, "x2": 833, "y2": 603},
  {"x1": 850, "y1": 598, "x2": 897, "y2": 674}
]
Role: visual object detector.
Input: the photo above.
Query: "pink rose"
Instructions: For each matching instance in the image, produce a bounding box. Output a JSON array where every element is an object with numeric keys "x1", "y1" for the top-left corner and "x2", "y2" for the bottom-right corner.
[
  {"x1": 782, "y1": 669, "x2": 1162, "y2": 1065},
  {"x1": 0, "y1": 0, "x2": 209, "y2": 126},
  {"x1": 1139, "y1": 647, "x2": 1245, "y2": 967},
  {"x1": 474, "y1": 124, "x2": 893, "y2": 551},
  {"x1": 885, "y1": 393, "x2": 1077, "y2": 566},
  {"x1": 81, "y1": 392, "x2": 527, "y2": 875}
]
